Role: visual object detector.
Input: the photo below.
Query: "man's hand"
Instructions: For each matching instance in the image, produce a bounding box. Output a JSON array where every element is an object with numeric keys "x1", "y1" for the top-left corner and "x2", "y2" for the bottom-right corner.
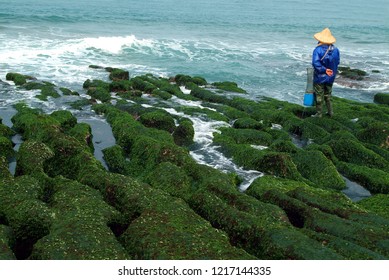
[{"x1": 326, "y1": 69, "x2": 334, "y2": 76}]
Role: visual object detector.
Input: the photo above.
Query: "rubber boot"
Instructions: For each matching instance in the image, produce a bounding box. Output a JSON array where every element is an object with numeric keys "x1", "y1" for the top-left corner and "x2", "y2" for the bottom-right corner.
[
  {"x1": 325, "y1": 98, "x2": 333, "y2": 117},
  {"x1": 312, "y1": 103, "x2": 322, "y2": 118}
]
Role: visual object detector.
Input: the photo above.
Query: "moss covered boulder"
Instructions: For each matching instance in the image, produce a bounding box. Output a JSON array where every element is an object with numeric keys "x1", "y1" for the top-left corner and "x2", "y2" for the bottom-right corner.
[
  {"x1": 120, "y1": 199, "x2": 254, "y2": 260},
  {"x1": 172, "y1": 118, "x2": 194, "y2": 146},
  {"x1": 292, "y1": 150, "x2": 345, "y2": 190},
  {"x1": 358, "y1": 194, "x2": 389, "y2": 219},
  {"x1": 374, "y1": 93, "x2": 389, "y2": 105},
  {"x1": 139, "y1": 110, "x2": 176, "y2": 133},
  {"x1": 0, "y1": 225, "x2": 15, "y2": 260},
  {"x1": 212, "y1": 81, "x2": 247, "y2": 93},
  {"x1": 30, "y1": 178, "x2": 128, "y2": 260}
]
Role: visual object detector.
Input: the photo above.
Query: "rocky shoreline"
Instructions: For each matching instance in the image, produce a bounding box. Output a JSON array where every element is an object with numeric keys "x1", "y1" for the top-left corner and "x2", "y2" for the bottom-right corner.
[{"x1": 1, "y1": 67, "x2": 388, "y2": 260}]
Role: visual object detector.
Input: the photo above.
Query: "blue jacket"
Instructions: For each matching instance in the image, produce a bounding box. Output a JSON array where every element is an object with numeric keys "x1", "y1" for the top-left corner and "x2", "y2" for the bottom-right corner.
[{"x1": 312, "y1": 44, "x2": 340, "y2": 84}]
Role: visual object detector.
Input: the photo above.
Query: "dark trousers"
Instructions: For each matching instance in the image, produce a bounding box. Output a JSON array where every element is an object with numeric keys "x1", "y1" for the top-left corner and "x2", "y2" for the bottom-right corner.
[{"x1": 314, "y1": 83, "x2": 333, "y2": 116}]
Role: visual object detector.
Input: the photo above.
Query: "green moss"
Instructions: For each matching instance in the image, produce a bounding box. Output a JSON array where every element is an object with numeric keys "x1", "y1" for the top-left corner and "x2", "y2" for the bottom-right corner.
[
  {"x1": 50, "y1": 110, "x2": 77, "y2": 131},
  {"x1": 6, "y1": 73, "x2": 29, "y2": 86},
  {"x1": 374, "y1": 93, "x2": 389, "y2": 105},
  {"x1": 0, "y1": 136, "x2": 14, "y2": 159},
  {"x1": 144, "y1": 162, "x2": 192, "y2": 200},
  {"x1": 218, "y1": 127, "x2": 273, "y2": 146},
  {"x1": 356, "y1": 122, "x2": 389, "y2": 148},
  {"x1": 0, "y1": 225, "x2": 15, "y2": 260},
  {"x1": 269, "y1": 139, "x2": 299, "y2": 153},
  {"x1": 109, "y1": 80, "x2": 132, "y2": 92},
  {"x1": 302, "y1": 229, "x2": 387, "y2": 260},
  {"x1": 358, "y1": 194, "x2": 389, "y2": 219},
  {"x1": 83, "y1": 79, "x2": 110, "y2": 91},
  {"x1": 233, "y1": 117, "x2": 264, "y2": 130},
  {"x1": 139, "y1": 110, "x2": 176, "y2": 133},
  {"x1": 338, "y1": 162, "x2": 389, "y2": 194},
  {"x1": 246, "y1": 175, "x2": 310, "y2": 199},
  {"x1": 261, "y1": 189, "x2": 389, "y2": 257},
  {"x1": 127, "y1": 135, "x2": 191, "y2": 177},
  {"x1": 172, "y1": 118, "x2": 194, "y2": 146},
  {"x1": 151, "y1": 89, "x2": 172, "y2": 100},
  {"x1": 131, "y1": 77, "x2": 157, "y2": 93},
  {"x1": 338, "y1": 66, "x2": 367, "y2": 80},
  {"x1": 102, "y1": 145, "x2": 130, "y2": 175},
  {"x1": 67, "y1": 98, "x2": 93, "y2": 110},
  {"x1": 59, "y1": 87, "x2": 79, "y2": 96},
  {"x1": 0, "y1": 124, "x2": 15, "y2": 138},
  {"x1": 292, "y1": 150, "x2": 345, "y2": 190},
  {"x1": 30, "y1": 177, "x2": 128, "y2": 260},
  {"x1": 15, "y1": 141, "x2": 54, "y2": 176},
  {"x1": 212, "y1": 81, "x2": 247, "y2": 93},
  {"x1": 329, "y1": 139, "x2": 389, "y2": 172},
  {"x1": 108, "y1": 68, "x2": 129, "y2": 81},
  {"x1": 284, "y1": 118, "x2": 330, "y2": 144},
  {"x1": 213, "y1": 131, "x2": 302, "y2": 180},
  {"x1": 120, "y1": 199, "x2": 254, "y2": 260},
  {"x1": 67, "y1": 123, "x2": 94, "y2": 152},
  {"x1": 87, "y1": 87, "x2": 111, "y2": 102},
  {"x1": 0, "y1": 156, "x2": 12, "y2": 180},
  {"x1": 175, "y1": 74, "x2": 207, "y2": 86},
  {"x1": 287, "y1": 187, "x2": 361, "y2": 219},
  {"x1": 37, "y1": 85, "x2": 61, "y2": 100},
  {"x1": 189, "y1": 190, "x2": 339, "y2": 259}
]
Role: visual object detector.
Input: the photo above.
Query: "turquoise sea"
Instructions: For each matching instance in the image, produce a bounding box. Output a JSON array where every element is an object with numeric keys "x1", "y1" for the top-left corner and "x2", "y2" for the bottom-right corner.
[{"x1": 1, "y1": 0, "x2": 388, "y2": 104}]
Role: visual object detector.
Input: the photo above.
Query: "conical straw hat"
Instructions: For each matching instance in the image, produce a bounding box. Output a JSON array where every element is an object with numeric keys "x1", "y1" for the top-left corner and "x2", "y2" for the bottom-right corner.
[{"x1": 314, "y1": 28, "x2": 336, "y2": 44}]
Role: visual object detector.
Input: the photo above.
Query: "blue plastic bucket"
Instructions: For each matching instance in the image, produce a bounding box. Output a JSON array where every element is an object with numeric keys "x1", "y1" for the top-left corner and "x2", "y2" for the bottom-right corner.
[{"x1": 303, "y1": 93, "x2": 315, "y2": 106}]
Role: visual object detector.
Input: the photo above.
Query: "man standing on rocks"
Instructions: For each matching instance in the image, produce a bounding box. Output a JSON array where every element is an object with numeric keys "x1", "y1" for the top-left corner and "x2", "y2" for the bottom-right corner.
[{"x1": 312, "y1": 28, "x2": 340, "y2": 117}]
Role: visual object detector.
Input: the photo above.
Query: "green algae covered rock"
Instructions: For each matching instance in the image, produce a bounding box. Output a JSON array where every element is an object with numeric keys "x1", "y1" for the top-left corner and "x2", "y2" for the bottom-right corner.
[
  {"x1": 246, "y1": 175, "x2": 310, "y2": 199},
  {"x1": 102, "y1": 145, "x2": 130, "y2": 175},
  {"x1": 292, "y1": 150, "x2": 345, "y2": 190},
  {"x1": 6, "y1": 72, "x2": 31, "y2": 86},
  {"x1": 356, "y1": 122, "x2": 389, "y2": 148},
  {"x1": 233, "y1": 117, "x2": 264, "y2": 130},
  {"x1": 87, "y1": 87, "x2": 111, "y2": 103},
  {"x1": 0, "y1": 156, "x2": 12, "y2": 180},
  {"x1": 338, "y1": 66, "x2": 367, "y2": 80},
  {"x1": 338, "y1": 162, "x2": 389, "y2": 194},
  {"x1": 15, "y1": 140, "x2": 54, "y2": 176},
  {"x1": 59, "y1": 87, "x2": 79, "y2": 96},
  {"x1": 50, "y1": 110, "x2": 77, "y2": 131},
  {"x1": 358, "y1": 194, "x2": 389, "y2": 219},
  {"x1": 120, "y1": 199, "x2": 253, "y2": 260},
  {"x1": 139, "y1": 110, "x2": 176, "y2": 133},
  {"x1": 83, "y1": 79, "x2": 110, "y2": 91},
  {"x1": 261, "y1": 189, "x2": 389, "y2": 257},
  {"x1": 30, "y1": 178, "x2": 128, "y2": 260},
  {"x1": 212, "y1": 81, "x2": 247, "y2": 93},
  {"x1": 374, "y1": 93, "x2": 389, "y2": 105},
  {"x1": 0, "y1": 136, "x2": 14, "y2": 159},
  {"x1": 67, "y1": 123, "x2": 94, "y2": 152},
  {"x1": 172, "y1": 118, "x2": 194, "y2": 147},
  {"x1": 329, "y1": 139, "x2": 389, "y2": 172},
  {"x1": 0, "y1": 123, "x2": 15, "y2": 138},
  {"x1": 189, "y1": 189, "x2": 340, "y2": 259},
  {"x1": 144, "y1": 162, "x2": 192, "y2": 200},
  {"x1": 108, "y1": 68, "x2": 129, "y2": 81},
  {"x1": 0, "y1": 176, "x2": 53, "y2": 259},
  {"x1": 36, "y1": 85, "x2": 61, "y2": 101},
  {"x1": 0, "y1": 225, "x2": 15, "y2": 260},
  {"x1": 302, "y1": 229, "x2": 387, "y2": 260},
  {"x1": 175, "y1": 74, "x2": 207, "y2": 86}
]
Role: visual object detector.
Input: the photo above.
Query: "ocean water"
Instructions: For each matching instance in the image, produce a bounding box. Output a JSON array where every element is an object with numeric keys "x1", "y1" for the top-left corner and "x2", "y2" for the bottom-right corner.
[
  {"x1": 0, "y1": 0, "x2": 388, "y2": 190},
  {"x1": 1, "y1": 0, "x2": 388, "y2": 103}
]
